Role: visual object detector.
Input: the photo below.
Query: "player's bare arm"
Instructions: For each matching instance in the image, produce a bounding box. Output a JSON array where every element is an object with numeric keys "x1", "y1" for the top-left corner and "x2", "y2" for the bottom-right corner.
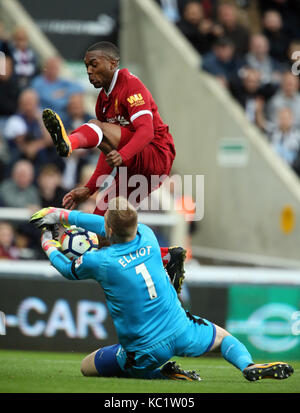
[
  {"x1": 105, "y1": 149, "x2": 123, "y2": 167},
  {"x1": 62, "y1": 186, "x2": 92, "y2": 210}
]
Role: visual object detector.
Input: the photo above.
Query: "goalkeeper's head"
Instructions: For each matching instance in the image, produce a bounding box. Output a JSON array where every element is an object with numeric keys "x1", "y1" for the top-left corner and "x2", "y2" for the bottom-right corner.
[{"x1": 105, "y1": 197, "x2": 138, "y2": 244}]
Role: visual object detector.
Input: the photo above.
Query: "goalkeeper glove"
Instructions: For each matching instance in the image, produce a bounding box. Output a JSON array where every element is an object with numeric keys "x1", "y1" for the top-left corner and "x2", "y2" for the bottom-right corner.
[
  {"x1": 30, "y1": 207, "x2": 70, "y2": 228},
  {"x1": 41, "y1": 227, "x2": 61, "y2": 258}
]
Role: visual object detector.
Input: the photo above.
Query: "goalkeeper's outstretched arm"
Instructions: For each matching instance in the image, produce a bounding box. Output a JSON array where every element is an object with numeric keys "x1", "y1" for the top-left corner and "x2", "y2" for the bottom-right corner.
[
  {"x1": 68, "y1": 210, "x2": 105, "y2": 236},
  {"x1": 40, "y1": 229, "x2": 77, "y2": 281},
  {"x1": 30, "y1": 208, "x2": 103, "y2": 280},
  {"x1": 49, "y1": 250, "x2": 76, "y2": 280},
  {"x1": 30, "y1": 207, "x2": 106, "y2": 236}
]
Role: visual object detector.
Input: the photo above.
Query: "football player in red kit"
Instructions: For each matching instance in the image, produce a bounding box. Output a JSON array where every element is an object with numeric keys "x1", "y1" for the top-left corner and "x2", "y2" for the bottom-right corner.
[{"x1": 42, "y1": 41, "x2": 185, "y2": 292}]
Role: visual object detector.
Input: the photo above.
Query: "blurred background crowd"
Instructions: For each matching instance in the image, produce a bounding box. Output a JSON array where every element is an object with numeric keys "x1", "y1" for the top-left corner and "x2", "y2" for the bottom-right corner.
[
  {"x1": 0, "y1": 23, "x2": 97, "y2": 259},
  {"x1": 1, "y1": 0, "x2": 300, "y2": 260}
]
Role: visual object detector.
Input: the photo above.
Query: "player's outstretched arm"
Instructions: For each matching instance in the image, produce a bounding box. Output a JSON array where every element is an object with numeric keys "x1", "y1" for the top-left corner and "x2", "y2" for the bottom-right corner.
[
  {"x1": 40, "y1": 228, "x2": 74, "y2": 280},
  {"x1": 30, "y1": 207, "x2": 106, "y2": 237},
  {"x1": 68, "y1": 210, "x2": 106, "y2": 236},
  {"x1": 30, "y1": 207, "x2": 70, "y2": 228}
]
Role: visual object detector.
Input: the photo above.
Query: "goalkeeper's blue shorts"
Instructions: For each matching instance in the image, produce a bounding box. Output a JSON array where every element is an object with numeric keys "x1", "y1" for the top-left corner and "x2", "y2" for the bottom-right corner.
[{"x1": 94, "y1": 316, "x2": 216, "y2": 379}]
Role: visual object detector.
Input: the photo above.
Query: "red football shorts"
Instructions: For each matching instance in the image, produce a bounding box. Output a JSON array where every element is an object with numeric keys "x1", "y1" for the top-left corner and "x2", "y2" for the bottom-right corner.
[{"x1": 92, "y1": 128, "x2": 175, "y2": 216}]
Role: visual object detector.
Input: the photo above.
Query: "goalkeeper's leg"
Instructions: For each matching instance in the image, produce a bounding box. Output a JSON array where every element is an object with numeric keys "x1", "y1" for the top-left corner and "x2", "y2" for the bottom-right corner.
[
  {"x1": 81, "y1": 344, "x2": 128, "y2": 378},
  {"x1": 209, "y1": 325, "x2": 294, "y2": 381}
]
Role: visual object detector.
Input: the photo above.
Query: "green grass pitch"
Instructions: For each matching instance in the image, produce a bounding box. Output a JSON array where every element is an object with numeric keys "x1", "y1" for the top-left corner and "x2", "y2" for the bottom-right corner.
[{"x1": 0, "y1": 349, "x2": 299, "y2": 393}]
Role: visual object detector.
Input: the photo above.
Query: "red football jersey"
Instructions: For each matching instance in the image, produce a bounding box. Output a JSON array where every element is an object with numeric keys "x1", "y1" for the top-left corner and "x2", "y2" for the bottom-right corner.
[{"x1": 94, "y1": 68, "x2": 175, "y2": 162}]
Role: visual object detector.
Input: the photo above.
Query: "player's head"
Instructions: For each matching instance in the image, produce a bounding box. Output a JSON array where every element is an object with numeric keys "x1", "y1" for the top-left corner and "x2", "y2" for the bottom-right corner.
[
  {"x1": 84, "y1": 41, "x2": 120, "y2": 90},
  {"x1": 104, "y1": 197, "x2": 138, "y2": 244}
]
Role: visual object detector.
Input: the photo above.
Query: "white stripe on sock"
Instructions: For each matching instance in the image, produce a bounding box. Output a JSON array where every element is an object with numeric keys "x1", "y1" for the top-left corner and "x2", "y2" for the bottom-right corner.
[{"x1": 83, "y1": 123, "x2": 103, "y2": 146}]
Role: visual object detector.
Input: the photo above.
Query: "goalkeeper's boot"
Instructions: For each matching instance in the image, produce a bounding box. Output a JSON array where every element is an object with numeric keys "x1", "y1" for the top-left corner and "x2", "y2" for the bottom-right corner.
[
  {"x1": 243, "y1": 362, "x2": 294, "y2": 382},
  {"x1": 165, "y1": 246, "x2": 186, "y2": 294},
  {"x1": 161, "y1": 361, "x2": 201, "y2": 381},
  {"x1": 42, "y1": 108, "x2": 72, "y2": 157}
]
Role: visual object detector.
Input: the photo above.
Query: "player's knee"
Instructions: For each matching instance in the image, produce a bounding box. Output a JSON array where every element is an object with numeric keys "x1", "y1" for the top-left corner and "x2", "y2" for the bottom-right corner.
[
  {"x1": 88, "y1": 119, "x2": 103, "y2": 128},
  {"x1": 80, "y1": 363, "x2": 87, "y2": 376},
  {"x1": 80, "y1": 357, "x2": 90, "y2": 376},
  {"x1": 210, "y1": 325, "x2": 231, "y2": 352},
  {"x1": 80, "y1": 352, "x2": 99, "y2": 377},
  {"x1": 91, "y1": 120, "x2": 121, "y2": 147}
]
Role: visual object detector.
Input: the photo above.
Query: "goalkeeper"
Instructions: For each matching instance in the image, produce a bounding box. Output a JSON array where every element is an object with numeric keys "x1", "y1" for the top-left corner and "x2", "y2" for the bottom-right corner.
[{"x1": 30, "y1": 199, "x2": 294, "y2": 382}]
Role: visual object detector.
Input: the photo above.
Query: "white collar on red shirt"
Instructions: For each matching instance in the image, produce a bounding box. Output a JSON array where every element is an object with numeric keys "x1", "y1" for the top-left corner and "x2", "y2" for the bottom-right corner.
[{"x1": 104, "y1": 69, "x2": 119, "y2": 96}]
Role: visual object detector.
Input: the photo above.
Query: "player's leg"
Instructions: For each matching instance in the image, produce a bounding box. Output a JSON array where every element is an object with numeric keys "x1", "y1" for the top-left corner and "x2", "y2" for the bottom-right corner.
[
  {"x1": 161, "y1": 246, "x2": 186, "y2": 294},
  {"x1": 79, "y1": 119, "x2": 121, "y2": 155},
  {"x1": 80, "y1": 344, "x2": 128, "y2": 378},
  {"x1": 209, "y1": 325, "x2": 254, "y2": 372},
  {"x1": 123, "y1": 360, "x2": 200, "y2": 381},
  {"x1": 209, "y1": 324, "x2": 294, "y2": 381},
  {"x1": 117, "y1": 341, "x2": 200, "y2": 381},
  {"x1": 80, "y1": 340, "x2": 199, "y2": 381},
  {"x1": 42, "y1": 109, "x2": 122, "y2": 157}
]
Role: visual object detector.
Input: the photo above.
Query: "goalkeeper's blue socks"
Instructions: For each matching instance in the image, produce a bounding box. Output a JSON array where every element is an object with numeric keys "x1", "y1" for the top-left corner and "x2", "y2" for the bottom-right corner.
[{"x1": 221, "y1": 335, "x2": 254, "y2": 372}]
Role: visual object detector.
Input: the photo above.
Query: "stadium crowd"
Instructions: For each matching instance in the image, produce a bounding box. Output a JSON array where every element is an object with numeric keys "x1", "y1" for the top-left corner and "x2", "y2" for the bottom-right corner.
[
  {"x1": 0, "y1": 23, "x2": 97, "y2": 259},
  {"x1": 1, "y1": 0, "x2": 300, "y2": 259},
  {"x1": 160, "y1": 0, "x2": 300, "y2": 169}
]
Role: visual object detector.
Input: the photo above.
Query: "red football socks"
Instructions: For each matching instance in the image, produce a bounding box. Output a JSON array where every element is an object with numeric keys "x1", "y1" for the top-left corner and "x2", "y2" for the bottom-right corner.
[
  {"x1": 160, "y1": 247, "x2": 171, "y2": 267},
  {"x1": 69, "y1": 123, "x2": 103, "y2": 150}
]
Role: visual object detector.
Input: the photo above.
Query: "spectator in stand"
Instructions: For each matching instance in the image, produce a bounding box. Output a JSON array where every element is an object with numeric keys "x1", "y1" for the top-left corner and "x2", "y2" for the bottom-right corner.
[
  {"x1": 63, "y1": 163, "x2": 97, "y2": 212},
  {"x1": 202, "y1": 37, "x2": 244, "y2": 87},
  {"x1": 31, "y1": 56, "x2": 83, "y2": 123},
  {"x1": 229, "y1": 67, "x2": 277, "y2": 126},
  {"x1": 37, "y1": 164, "x2": 67, "y2": 208},
  {"x1": 266, "y1": 71, "x2": 300, "y2": 129},
  {"x1": 257, "y1": 0, "x2": 300, "y2": 40},
  {"x1": 0, "y1": 159, "x2": 44, "y2": 259},
  {"x1": 10, "y1": 26, "x2": 40, "y2": 91},
  {"x1": 3, "y1": 88, "x2": 63, "y2": 173},
  {"x1": 0, "y1": 159, "x2": 41, "y2": 208},
  {"x1": 216, "y1": 1, "x2": 250, "y2": 57},
  {"x1": 64, "y1": 93, "x2": 92, "y2": 132},
  {"x1": 0, "y1": 56, "x2": 20, "y2": 130},
  {"x1": 4, "y1": 88, "x2": 46, "y2": 156},
  {"x1": 266, "y1": 107, "x2": 300, "y2": 166},
  {"x1": 201, "y1": 0, "x2": 219, "y2": 20},
  {"x1": 78, "y1": 164, "x2": 98, "y2": 188},
  {"x1": 244, "y1": 33, "x2": 283, "y2": 87},
  {"x1": 176, "y1": 1, "x2": 221, "y2": 55},
  {"x1": 60, "y1": 93, "x2": 92, "y2": 191},
  {"x1": 262, "y1": 10, "x2": 290, "y2": 65},
  {"x1": 155, "y1": 0, "x2": 188, "y2": 23},
  {"x1": 13, "y1": 225, "x2": 39, "y2": 260},
  {"x1": 0, "y1": 222, "x2": 19, "y2": 259},
  {"x1": 156, "y1": 0, "x2": 219, "y2": 23},
  {"x1": 60, "y1": 149, "x2": 91, "y2": 192}
]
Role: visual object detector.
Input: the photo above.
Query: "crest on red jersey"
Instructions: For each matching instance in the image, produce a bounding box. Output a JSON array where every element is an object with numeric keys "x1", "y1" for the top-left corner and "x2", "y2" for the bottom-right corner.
[{"x1": 127, "y1": 93, "x2": 145, "y2": 107}]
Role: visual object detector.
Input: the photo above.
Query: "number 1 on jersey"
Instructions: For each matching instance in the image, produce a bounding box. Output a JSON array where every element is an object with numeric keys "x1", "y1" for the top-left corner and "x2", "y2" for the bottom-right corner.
[{"x1": 135, "y1": 263, "x2": 157, "y2": 299}]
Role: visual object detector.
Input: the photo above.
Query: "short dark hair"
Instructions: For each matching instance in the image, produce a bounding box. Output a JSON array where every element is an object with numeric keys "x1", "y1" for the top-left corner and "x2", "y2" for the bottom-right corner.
[
  {"x1": 214, "y1": 37, "x2": 234, "y2": 48},
  {"x1": 86, "y1": 41, "x2": 120, "y2": 62}
]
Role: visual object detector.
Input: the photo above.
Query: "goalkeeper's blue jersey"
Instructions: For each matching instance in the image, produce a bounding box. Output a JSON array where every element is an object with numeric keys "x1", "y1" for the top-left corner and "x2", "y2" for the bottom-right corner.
[{"x1": 50, "y1": 211, "x2": 189, "y2": 351}]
